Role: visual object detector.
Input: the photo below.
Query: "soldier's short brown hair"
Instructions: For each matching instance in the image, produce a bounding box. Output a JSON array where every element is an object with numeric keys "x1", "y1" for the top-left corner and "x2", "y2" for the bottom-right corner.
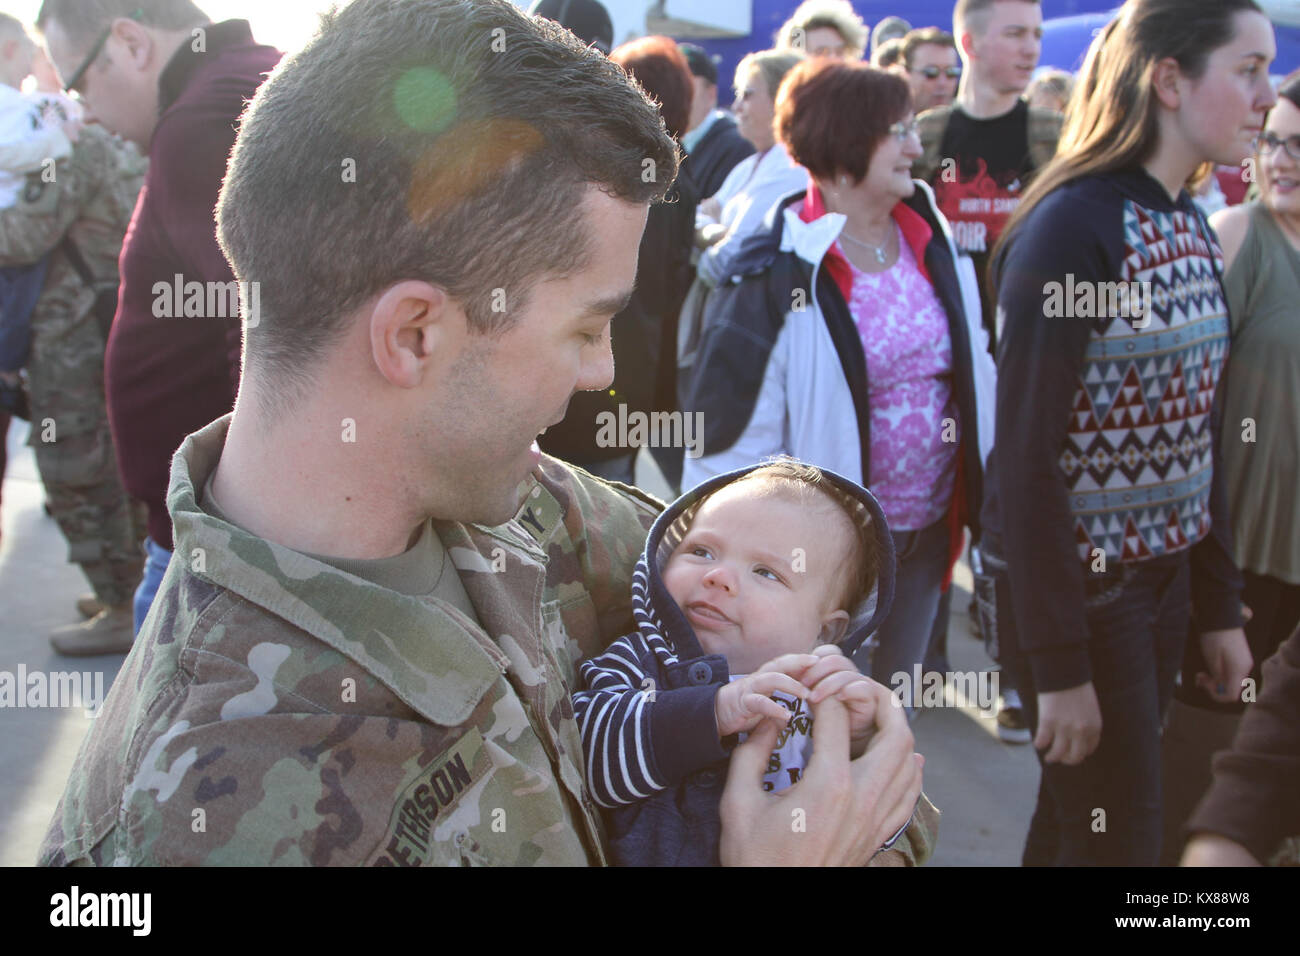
[{"x1": 216, "y1": 0, "x2": 677, "y2": 406}]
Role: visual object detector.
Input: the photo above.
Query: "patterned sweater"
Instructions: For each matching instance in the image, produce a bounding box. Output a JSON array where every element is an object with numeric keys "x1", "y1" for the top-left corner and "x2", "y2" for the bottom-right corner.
[{"x1": 982, "y1": 166, "x2": 1243, "y2": 693}]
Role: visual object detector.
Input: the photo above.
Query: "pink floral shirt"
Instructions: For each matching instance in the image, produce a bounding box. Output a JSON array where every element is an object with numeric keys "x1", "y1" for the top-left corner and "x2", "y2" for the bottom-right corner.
[{"x1": 844, "y1": 224, "x2": 960, "y2": 531}]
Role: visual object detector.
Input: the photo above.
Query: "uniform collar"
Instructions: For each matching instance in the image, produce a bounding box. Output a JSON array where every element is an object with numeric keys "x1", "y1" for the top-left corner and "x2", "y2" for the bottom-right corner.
[{"x1": 168, "y1": 414, "x2": 561, "y2": 727}]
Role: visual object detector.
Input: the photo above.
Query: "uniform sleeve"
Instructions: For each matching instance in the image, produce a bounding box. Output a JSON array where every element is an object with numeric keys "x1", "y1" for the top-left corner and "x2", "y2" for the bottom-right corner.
[
  {"x1": 574, "y1": 632, "x2": 729, "y2": 808},
  {"x1": 991, "y1": 191, "x2": 1108, "y2": 693},
  {"x1": 0, "y1": 156, "x2": 91, "y2": 266}
]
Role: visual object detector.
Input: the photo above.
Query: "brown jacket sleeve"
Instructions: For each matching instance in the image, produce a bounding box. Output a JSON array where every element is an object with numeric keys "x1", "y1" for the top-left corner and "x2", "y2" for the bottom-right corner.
[{"x1": 1185, "y1": 624, "x2": 1300, "y2": 863}]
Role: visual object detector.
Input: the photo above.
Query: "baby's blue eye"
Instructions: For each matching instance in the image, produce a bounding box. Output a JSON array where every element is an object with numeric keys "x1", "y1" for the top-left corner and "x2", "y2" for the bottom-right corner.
[
  {"x1": 690, "y1": 546, "x2": 712, "y2": 558},
  {"x1": 755, "y1": 567, "x2": 779, "y2": 582}
]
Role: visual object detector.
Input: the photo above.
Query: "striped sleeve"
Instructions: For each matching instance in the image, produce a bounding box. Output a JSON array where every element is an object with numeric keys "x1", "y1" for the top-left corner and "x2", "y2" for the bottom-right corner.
[{"x1": 574, "y1": 632, "x2": 672, "y2": 808}]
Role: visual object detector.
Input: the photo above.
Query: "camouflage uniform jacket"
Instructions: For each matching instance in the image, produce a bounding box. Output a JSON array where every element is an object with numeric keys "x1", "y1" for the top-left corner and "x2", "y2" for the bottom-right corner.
[
  {"x1": 0, "y1": 124, "x2": 146, "y2": 357},
  {"x1": 39, "y1": 414, "x2": 662, "y2": 866}
]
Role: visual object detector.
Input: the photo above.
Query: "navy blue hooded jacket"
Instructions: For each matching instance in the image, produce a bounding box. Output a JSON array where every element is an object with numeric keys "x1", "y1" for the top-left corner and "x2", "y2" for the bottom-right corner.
[{"x1": 572, "y1": 462, "x2": 910, "y2": 866}]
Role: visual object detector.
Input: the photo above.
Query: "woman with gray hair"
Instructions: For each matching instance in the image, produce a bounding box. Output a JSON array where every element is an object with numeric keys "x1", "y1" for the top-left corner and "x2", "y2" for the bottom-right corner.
[
  {"x1": 695, "y1": 50, "x2": 807, "y2": 286},
  {"x1": 775, "y1": 0, "x2": 869, "y2": 60}
]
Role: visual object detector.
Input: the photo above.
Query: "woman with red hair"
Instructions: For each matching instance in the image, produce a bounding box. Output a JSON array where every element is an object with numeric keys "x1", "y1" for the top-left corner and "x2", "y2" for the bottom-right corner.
[{"x1": 680, "y1": 58, "x2": 995, "y2": 702}]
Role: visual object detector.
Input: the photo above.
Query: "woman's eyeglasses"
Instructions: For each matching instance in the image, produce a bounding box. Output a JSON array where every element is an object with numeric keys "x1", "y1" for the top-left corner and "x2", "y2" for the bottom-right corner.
[
  {"x1": 888, "y1": 118, "x2": 921, "y2": 143},
  {"x1": 1256, "y1": 130, "x2": 1300, "y2": 162}
]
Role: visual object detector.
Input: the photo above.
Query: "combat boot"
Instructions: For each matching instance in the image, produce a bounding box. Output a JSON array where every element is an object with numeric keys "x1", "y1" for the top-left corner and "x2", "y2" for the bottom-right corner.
[
  {"x1": 76, "y1": 594, "x2": 106, "y2": 619},
  {"x1": 50, "y1": 606, "x2": 134, "y2": 656}
]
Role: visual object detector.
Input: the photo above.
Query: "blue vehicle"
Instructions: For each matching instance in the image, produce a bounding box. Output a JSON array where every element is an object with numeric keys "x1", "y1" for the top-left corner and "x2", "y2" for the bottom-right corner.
[{"x1": 561, "y1": 1, "x2": 1298, "y2": 97}]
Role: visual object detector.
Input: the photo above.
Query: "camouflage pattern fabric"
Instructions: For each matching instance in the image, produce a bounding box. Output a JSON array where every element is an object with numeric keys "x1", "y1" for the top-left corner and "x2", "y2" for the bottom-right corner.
[
  {"x1": 39, "y1": 414, "x2": 662, "y2": 865},
  {"x1": 887, "y1": 792, "x2": 940, "y2": 866},
  {"x1": 0, "y1": 125, "x2": 147, "y2": 605}
]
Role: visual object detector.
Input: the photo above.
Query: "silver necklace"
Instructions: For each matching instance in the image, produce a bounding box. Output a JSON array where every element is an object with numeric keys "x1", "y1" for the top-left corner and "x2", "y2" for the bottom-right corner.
[{"x1": 839, "y1": 227, "x2": 893, "y2": 264}]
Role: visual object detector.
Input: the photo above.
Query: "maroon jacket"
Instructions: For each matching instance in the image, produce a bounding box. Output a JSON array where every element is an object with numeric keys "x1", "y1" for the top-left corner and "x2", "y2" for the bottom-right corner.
[{"x1": 105, "y1": 20, "x2": 279, "y2": 551}]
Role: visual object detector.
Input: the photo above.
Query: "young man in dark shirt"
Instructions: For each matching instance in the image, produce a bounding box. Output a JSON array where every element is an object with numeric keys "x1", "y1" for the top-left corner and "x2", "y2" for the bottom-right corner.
[
  {"x1": 912, "y1": 0, "x2": 1060, "y2": 742},
  {"x1": 38, "y1": 0, "x2": 281, "y2": 652},
  {"x1": 914, "y1": 0, "x2": 1061, "y2": 347}
]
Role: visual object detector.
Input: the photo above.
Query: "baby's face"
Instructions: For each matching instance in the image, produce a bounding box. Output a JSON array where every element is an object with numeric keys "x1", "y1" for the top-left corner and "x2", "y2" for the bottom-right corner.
[{"x1": 662, "y1": 482, "x2": 853, "y2": 674}]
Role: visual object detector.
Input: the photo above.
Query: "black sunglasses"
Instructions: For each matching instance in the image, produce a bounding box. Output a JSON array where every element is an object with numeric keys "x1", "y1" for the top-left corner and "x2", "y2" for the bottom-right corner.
[
  {"x1": 917, "y1": 66, "x2": 961, "y2": 79},
  {"x1": 1256, "y1": 130, "x2": 1300, "y2": 162},
  {"x1": 63, "y1": 8, "x2": 144, "y2": 94}
]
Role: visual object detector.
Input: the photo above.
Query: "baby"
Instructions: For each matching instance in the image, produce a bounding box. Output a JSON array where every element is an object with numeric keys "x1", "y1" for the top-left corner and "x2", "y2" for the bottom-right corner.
[
  {"x1": 573, "y1": 458, "x2": 938, "y2": 866},
  {"x1": 1, "y1": 19, "x2": 79, "y2": 401},
  {"x1": 0, "y1": 20, "x2": 77, "y2": 209}
]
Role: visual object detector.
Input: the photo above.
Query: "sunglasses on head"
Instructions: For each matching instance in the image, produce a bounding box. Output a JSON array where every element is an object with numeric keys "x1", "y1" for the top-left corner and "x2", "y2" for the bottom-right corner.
[
  {"x1": 917, "y1": 66, "x2": 961, "y2": 79},
  {"x1": 1256, "y1": 130, "x2": 1300, "y2": 162},
  {"x1": 63, "y1": 7, "x2": 145, "y2": 94}
]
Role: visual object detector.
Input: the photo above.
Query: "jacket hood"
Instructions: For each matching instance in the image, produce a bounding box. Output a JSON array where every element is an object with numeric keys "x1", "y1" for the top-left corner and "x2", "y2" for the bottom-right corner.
[{"x1": 630, "y1": 462, "x2": 897, "y2": 664}]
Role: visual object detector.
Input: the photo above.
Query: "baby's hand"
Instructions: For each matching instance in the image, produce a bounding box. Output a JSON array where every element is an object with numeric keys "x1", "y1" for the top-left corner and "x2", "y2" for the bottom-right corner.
[
  {"x1": 801, "y1": 647, "x2": 881, "y2": 757},
  {"x1": 714, "y1": 655, "x2": 817, "y2": 738}
]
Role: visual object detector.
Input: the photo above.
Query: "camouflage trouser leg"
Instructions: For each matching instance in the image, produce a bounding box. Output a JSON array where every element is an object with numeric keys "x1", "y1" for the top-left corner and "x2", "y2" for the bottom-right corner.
[
  {"x1": 26, "y1": 331, "x2": 143, "y2": 607},
  {"x1": 30, "y1": 412, "x2": 143, "y2": 606}
]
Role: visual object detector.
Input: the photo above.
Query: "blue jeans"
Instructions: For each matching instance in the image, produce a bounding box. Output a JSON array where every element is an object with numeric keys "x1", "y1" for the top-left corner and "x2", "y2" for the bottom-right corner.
[
  {"x1": 1007, "y1": 553, "x2": 1190, "y2": 866},
  {"x1": 133, "y1": 537, "x2": 173, "y2": 635},
  {"x1": 854, "y1": 517, "x2": 950, "y2": 693}
]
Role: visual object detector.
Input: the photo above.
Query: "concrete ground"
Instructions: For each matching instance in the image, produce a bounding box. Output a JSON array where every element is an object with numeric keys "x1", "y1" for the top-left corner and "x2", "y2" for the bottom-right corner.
[{"x1": 0, "y1": 422, "x2": 1037, "y2": 866}]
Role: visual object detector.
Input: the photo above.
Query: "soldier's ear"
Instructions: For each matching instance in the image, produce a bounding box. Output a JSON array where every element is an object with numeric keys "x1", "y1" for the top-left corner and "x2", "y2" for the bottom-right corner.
[{"x1": 368, "y1": 281, "x2": 462, "y2": 388}]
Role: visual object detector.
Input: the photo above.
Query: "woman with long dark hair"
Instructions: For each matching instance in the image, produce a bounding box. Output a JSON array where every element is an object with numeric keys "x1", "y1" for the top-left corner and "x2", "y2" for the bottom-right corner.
[{"x1": 982, "y1": 0, "x2": 1276, "y2": 866}]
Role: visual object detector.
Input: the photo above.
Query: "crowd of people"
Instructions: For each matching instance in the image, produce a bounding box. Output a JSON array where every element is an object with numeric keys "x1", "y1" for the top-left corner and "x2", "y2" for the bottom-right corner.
[{"x1": 0, "y1": 0, "x2": 1296, "y2": 868}]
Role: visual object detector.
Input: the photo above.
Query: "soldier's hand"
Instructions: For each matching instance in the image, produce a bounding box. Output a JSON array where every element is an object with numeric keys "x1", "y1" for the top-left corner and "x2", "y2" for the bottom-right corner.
[
  {"x1": 800, "y1": 646, "x2": 880, "y2": 757},
  {"x1": 719, "y1": 692, "x2": 922, "y2": 866}
]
